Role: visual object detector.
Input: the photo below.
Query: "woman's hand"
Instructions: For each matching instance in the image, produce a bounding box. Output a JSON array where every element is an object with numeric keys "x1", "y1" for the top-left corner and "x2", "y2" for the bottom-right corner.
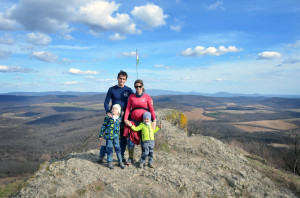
[{"x1": 125, "y1": 120, "x2": 132, "y2": 126}]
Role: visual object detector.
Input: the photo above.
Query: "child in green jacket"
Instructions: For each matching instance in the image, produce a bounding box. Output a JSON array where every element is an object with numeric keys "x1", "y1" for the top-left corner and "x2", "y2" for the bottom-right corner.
[{"x1": 126, "y1": 112, "x2": 162, "y2": 168}]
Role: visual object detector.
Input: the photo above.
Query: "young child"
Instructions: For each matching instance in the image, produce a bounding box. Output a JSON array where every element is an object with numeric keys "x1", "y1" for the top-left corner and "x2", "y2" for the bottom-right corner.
[
  {"x1": 99, "y1": 104, "x2": 125, "y2": 169},
  {"x1": 126, "y1": 112, "x2": 162, "y2": 168}
]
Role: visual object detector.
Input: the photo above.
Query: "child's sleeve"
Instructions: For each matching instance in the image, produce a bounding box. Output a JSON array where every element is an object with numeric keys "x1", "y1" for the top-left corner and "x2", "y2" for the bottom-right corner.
[
  {"x1": 154, "y1": 126, "x2": 160, "y2": 134},
  {"x1": 99, "y1": 117, "x2": 108, "y2": 138},
  {"x1": 131, "y1": 123, "x2": 143, "y2": 132}
]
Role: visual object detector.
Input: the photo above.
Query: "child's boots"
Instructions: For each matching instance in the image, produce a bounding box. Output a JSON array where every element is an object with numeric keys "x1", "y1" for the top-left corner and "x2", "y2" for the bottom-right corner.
[
  {"x1": 108, "y1": 163, "x2": 114, "y2": 169},
  {"x1": 139, "y1": 161, "x2": 144, "y2": 168},
  {"x1": 148, "y1": 163, "x2": 154, "y2": 168}
]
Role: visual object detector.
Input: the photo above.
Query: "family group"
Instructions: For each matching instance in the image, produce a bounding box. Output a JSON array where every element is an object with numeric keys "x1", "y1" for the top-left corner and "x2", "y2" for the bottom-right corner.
[{"x1": 98, "y1": 70, "x2": 162, "y2": 169}]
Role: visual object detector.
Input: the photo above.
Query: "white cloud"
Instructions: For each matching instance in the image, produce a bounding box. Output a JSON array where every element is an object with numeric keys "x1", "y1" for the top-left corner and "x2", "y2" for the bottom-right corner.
[
  {"x1": 207, "y1": 1, "x2": 225, "y2": 10},
  {"x1": 0, "y1": 65, "x2": 32, "y2": 73},
  {"x1": 77, "y1": 1, "x2": 140, "y2": 34},
  {"x1": 95, "y1": 78, "x2": 115, "y2": 82},
  {"x1": 9, "y1": 0, "x2": 72, "y2": 34},
  {"x1": 180, "y1": 46, "x2": 242, "y2": 57},
  {"x1": 62, "y1": 58, "x2": 72, "y2": 63},
  {"x1": 49, "y1": 45, "x2": 92, "y2": 50},
  {"x1": 0, "y1": 50, "x2": 11, "y2": 58},
  {"x1": 287, "y1": 40, "x2": 300, "y2": 48},
  {"x1": 63, "y1": 81, "x2": 79, "y2": 85},
  {"x1": 283, "y1": 58, "x2": 300, "y2": 64},
  {"x1": 0, "y1": 12, "x2": 16, "y2": 30},
  {"x1": 69, "y1": 68, "x2": 98, "y2": 75},
  {"x1": 123, "y1": 51, "x2": 136, "y2": 57},
  {"x1": 170, "y1": 25, "x2": 181, "y2": 32},
  {"x1": 258, "y1": 51, "x2": 282, "y2": 59},
  {"x1": 32, "y1": 51, "x2": 58, "y2": 62},
  {"x1": 109, "y1": 33, "x2": 126, "y2": 41},
  {"x1": 131, "y1": 4, "x2": 168, "y2": 28},
  {"x1": 63, "y1": 34, "x2": 74, "y2": 40},
  {"x1": 26, "y1": 32, "x2": 52, "y2": 45},
  {"x1": 7, "y1": 0, "x2": 140, "y2": 37},
  {"x1": 0, "y1": 33, "x2": 15, "y2": 44},
  {"x1": 154, "y1": 64, "x2": 170, "y2": 69},
  {"x1": 182, "y1": 76, "x2": 191, "y2": 80}
]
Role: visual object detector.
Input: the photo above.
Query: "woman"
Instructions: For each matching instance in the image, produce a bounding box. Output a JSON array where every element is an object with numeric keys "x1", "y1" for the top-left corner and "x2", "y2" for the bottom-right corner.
[{"x1": 124, "y1": 79, "x2": 156, "y2": 164}]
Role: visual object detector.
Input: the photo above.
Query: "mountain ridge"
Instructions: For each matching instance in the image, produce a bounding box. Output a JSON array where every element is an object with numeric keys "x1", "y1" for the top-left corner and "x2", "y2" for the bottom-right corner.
[{"x1": 2, "y1": 90, "x2": 300, "y2": 98}]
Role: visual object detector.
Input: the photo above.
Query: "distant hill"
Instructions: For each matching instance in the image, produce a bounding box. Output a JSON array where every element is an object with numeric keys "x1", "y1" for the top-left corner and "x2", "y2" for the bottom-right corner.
[
  {"x1": 2, "y1": 90, "x2": 300, "y2": 98},
  {"x1": 1, "y1": 91, "x2": 104, "y2": 96}
]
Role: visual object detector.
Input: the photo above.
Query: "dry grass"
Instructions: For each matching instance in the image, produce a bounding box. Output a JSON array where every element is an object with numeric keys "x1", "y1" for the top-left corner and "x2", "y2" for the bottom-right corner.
[
  {"x1": 233, "y1": 120, "x2": 298, "y2": 132},
  {"x1": 268, "y1": 143, "x2": 290, "y2": 149},
  {"x1": 0, "y1": 113, "x2": 31, "y2": 120},
  {"x1": 32, "y1": 102, "x2": 104, "y2": 110},
  {"x1": 183, "y1": 108, "x2": 216, "y2": 121},
  {"x1": 218, "y1": 109, "x2": 274, "y2": 114},
  {"x1": 233, "y1": 125, "x2": 276, "y2": 133},
  {"x1": 245, "y1": 153, "x2": 300, "y2": 196}
]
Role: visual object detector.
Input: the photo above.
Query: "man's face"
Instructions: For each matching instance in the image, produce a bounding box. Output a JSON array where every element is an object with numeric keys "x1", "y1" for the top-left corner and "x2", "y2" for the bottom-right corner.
[{"x1": 117, "y1": 75, "x2": 127, "y2": 87}]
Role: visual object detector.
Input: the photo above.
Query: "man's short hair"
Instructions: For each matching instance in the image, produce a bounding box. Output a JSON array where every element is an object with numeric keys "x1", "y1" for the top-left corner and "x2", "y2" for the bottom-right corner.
[{"x1": 118, "y1": 70, "x2": 128, "y2": 79}]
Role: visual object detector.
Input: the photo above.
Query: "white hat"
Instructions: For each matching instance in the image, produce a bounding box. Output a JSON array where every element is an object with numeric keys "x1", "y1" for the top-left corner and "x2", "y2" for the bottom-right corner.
[{"x1": 112, "y1": 104, "x2": 121, "y2": 114}]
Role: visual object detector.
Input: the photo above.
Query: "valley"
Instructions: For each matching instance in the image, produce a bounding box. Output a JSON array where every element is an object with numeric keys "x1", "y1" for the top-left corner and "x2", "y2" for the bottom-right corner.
[{"x1": 1, "y1": 93, "x2": 300, "y2": 185}]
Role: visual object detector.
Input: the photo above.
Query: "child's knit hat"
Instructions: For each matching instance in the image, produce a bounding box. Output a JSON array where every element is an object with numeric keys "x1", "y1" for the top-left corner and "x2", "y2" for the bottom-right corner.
[
  {"x1": 143, "y1": 112, "x2": 151, "y2": 120},
  {"x1": 112, "y1": 104, "x2": 121, "y2": 114}
]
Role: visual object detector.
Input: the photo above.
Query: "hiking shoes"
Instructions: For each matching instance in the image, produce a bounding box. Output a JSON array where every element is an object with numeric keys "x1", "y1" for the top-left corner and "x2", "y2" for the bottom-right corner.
[
  {"x1": 122, "y1": 156, "x2": 127, "y2": 163},
  {"x1": 108, "y1": 163, "x2": 114, "y2": 169},
  {"x1": 127, "y1": 158, "x2": 134, "y2": 165},
  {"x1": 97, "y1": 157, "x2": 104, "y2": 163},
  {"x1": 139, "y1": 162, "x2": 144, "y2": 168},
  {"x1": 119, "y1": 162, "x2": 125, "y2": 169},
  {"x1": 148, "y1": 163, "x2": 154, "y2": 168}
]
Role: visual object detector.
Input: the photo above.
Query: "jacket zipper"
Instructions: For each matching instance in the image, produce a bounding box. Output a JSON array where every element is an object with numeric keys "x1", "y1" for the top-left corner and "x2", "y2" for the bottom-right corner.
[{"x1": 146, "y1": 124, "x2": 152, "y2": 140}]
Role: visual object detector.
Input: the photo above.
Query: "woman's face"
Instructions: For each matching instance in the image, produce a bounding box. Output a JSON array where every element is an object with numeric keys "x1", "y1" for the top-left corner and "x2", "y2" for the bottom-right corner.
[{"x1": 135, "y1": 83, "x2": 143, "y2": 94}]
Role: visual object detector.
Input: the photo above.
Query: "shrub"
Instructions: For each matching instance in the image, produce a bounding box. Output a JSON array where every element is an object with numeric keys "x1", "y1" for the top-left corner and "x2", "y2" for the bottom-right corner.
[
  {"x1": 165, "y1": 110, "x2": 188, "y2": 132},
  {"x1": 0, "y1": 180, "x2": 25, "y2": 198}
]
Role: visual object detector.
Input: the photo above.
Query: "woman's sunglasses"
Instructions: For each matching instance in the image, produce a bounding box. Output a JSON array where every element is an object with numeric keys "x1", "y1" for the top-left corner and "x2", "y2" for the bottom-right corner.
[{"x1": 135, "y1": 85, "x2": 143, "y2": 88}]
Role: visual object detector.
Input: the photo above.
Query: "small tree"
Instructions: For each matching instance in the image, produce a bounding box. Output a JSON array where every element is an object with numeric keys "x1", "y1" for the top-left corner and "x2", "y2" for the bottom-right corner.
[{"x1": 289, "y1": 129, "x2": 300, "y2": 174}]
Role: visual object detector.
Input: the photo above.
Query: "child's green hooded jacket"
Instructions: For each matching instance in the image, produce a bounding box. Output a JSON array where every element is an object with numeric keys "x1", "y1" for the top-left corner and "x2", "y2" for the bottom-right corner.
[{"x1": 131, "y1": 122, "x2": 160, "y2": 141}]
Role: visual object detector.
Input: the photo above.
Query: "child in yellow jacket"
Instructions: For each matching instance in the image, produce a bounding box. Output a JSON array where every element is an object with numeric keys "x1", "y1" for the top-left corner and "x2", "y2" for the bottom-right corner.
[{"x1": 126, "y1": 112, "x2": 162, "y2": 168}]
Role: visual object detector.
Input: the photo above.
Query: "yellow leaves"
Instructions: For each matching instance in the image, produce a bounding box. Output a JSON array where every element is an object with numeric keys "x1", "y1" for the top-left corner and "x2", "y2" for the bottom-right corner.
[{"x1": 165, "y1": 110, "x2": 188, "y2": 132}]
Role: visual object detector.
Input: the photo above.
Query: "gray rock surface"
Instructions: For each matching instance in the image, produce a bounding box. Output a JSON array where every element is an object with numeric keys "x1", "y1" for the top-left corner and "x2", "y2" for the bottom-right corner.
[{"x1": 15, "y1": 109, "x2": 297, "y2": 198}]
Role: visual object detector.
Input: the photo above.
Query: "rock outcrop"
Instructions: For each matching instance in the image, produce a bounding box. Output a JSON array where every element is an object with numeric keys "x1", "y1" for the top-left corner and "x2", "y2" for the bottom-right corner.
[{"x1": 15, "y1": 109, "x2": 297, "y2": 198}]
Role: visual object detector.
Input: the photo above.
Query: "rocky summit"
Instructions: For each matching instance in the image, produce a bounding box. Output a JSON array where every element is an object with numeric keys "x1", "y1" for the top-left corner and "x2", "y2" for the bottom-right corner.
[{"x1": 15, "y1": 109, "x2": 297, "y2": 198}]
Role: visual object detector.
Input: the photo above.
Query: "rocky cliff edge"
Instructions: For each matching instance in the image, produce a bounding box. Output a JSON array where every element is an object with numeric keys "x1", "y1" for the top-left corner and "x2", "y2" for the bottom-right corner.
[{"x1": 15, "y1": 109, "x2": 298, "y2": 198}]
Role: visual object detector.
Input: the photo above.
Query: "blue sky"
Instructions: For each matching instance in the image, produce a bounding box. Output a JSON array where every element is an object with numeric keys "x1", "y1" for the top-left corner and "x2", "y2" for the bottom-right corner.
[{"x1": 0, "y1": 0, "x2": 300, "y2": 95}]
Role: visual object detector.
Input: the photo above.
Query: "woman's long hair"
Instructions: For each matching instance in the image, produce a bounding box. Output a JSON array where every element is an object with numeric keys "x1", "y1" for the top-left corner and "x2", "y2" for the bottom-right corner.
[{"x1": 134, "y1": 79, "x2": 145, "y2": 93}]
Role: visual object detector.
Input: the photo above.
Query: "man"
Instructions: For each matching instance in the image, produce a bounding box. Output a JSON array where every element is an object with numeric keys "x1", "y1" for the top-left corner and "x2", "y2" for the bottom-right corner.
[{"x1": 99, "y1": 70, "x2": 133, "y2": 163}]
